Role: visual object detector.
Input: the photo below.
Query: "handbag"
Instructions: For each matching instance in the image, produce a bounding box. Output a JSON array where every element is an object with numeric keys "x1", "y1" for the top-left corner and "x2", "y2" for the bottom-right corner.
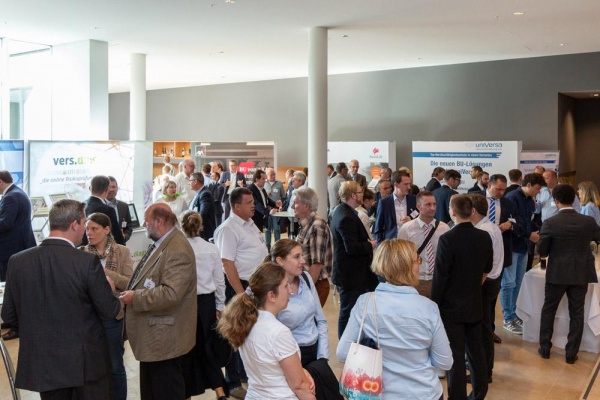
[{"x1": 339, "y1": 293, "x2": 383, "y2": 399}]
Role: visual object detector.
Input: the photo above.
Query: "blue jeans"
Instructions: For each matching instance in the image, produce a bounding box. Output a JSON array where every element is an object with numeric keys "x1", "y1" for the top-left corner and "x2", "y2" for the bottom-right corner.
[
  {"x1": 265, "y1": 215, "x2": 281, "y2": 248},
  {"x1": 500, "y1": 251, "x2": 528, "y2": 323},
  {"x1": 103, "y1": 318, "x2": 127, "y2": 400}
]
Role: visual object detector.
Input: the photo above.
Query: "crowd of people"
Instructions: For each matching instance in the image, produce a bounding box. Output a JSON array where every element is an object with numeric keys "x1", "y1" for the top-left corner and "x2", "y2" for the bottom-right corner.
[{"x1": 1, "y1": 158, "x2": 600, "y2": 400}]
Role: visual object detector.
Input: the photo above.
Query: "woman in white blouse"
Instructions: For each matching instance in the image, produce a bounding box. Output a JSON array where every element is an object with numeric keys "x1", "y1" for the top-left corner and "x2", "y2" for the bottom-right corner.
[
  {"x1": 180, "y1": 211, "x2": 227, "y2": 400},
  {"x1": 218, "y1": 262, "x2": 316, "y2": 400},
  {"x1": 155, "y1": 180, "x2": 188, "y2": 218},
  {"x1": 270, "y1": 239, "x2": 329, "y2": 367}
]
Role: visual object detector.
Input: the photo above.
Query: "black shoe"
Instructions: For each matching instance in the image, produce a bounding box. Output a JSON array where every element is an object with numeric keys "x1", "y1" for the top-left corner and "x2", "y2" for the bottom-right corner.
[
  {"x1": 1, "y1": 330, "x2": 19, "y2": 341},
  {"x1": 566, "y1": 354, "x2": 578, "y2": 364},
  {"x1": 537, "y1": 347, "x2": 550, "y2": 359},
  {"x1": 493, "y1": 332, "x2": 502, "y2": 344},
  {"x1": 466, "y1": 375, "x2": 493, "y2": 384}
]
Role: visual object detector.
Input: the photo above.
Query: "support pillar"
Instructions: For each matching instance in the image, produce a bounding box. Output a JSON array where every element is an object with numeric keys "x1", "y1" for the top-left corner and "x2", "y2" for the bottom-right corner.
[{"x1": 130, "y1": 53, "x2": 146, "y2": 141}]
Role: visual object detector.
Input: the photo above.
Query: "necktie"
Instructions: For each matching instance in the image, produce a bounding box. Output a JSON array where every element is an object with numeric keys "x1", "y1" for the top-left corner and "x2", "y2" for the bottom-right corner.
[
  {"x1": 128, "y1": 243, "x2": 155, "y2": 290},
  {"x1": 488, "y1": 198, "x2": 496, "y2": 223},
  {"x1": 423, "y1": 224, "x2": 435, "y2": 275}
]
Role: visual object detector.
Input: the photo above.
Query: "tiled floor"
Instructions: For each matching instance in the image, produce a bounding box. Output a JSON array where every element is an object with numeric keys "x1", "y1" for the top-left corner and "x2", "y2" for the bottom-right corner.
[{"x1": 2, "y1": 286, "x2": 598, "y2": 400}]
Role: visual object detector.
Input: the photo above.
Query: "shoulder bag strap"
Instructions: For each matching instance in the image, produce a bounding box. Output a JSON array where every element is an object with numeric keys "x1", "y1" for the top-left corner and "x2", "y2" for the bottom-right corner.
[
  {"x1": 417, "y1": 220, "x2": 440, "y2": 255},
  {"x1": 356, "y1": 293, "x2": 380, "y2": 349}
]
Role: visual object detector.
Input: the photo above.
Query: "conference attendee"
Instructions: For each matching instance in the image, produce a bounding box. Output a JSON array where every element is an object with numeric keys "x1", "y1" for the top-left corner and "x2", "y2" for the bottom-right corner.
[
  {"x1": 578, "y1": 181, "x2": 600, "y2": 226},
  {"x1": 425, "y1": 166, "x2": 445, "y2": 192},
  {"x1": 533, "y1": 165, "x2": 546, "y2": 175},
  {"x1": 217, "y1": 262, "x2": 316, "y2": 400},
  {"x1": 163, "y1": 155, "x2": 175, "y2": 176},
  {"x1": 537, "y1": 184, "x2": 600, "y2": 364},
  {"x1": 293, "y1": 186, "x2": 334, "y2": 307},
  {"x1": 330, "y1": 181, "x2": 378, "y2": 338},
  {"x1": 356, "y1": 188, "x2": 376, "y2": 240},
  {"x1": 368, "y1": 174, "x2": 393, "y2": 218},
  {"x1": 430, "y1": 194, "x2": 493, "y2": 400},
  {"x1": 264, "y1": 167, "x2": 286, "y2": 250},
  {"x1": 283, "y1": 171, "x2": 306, "y2": 237},
  {"x1": 374, "y1": 170, "x2": 417, "y2": 245},
  {"x1": 249, "y1": 169, "x2": 281, "y2": 233},
  {"x1": 537, "y1": 170, "x2": 581, "y2": 223},
  {"x1": 348, "y1": 159, "x2": 367, "y2": 187},
  {"x1": 211, "y1": 171, "x2": 225, "y2": 227},
  {"x1": 505, "y1": 169, "x2": 522, "y2": 195},
  {"x1": 1, "y1": 199, "x2": 121, "y2": 399},
  {"x1": 398, "y1": 166, "x2": 421, "y2": 195},
  {"x1": 180, "y1": 211, "x2": 227, "y2": 400},
  {"x1": 213, "y1": 187, "x2": 268, "y2": 399},
  {"x1": 270, "y1": 239, "x2": 329, "y2": 366},
  {"x1": 327, "y1": 163, "x2": 336, "y2": 179},
  {"x1": 397, "y1": 191, "x2": 450, "y2": 297},
  {"x1": 119, "y1": 203, "x2": 197, "y2": 400},
  {"x1": 502, "y1": 173, "x2": 544, "y2": 335},
  {"x1": 469, "y1": 193, "x2": 504, "y2": 383},
  {"x1": 327, "y1": 162, "x2": 348, "y2": 215},
  {"x1": 174, "y1": 158, "x2": 196, "y2": 204},
  {"x1": 106, "y1": 176, "x2": 133, "y2": 243},
  {"x1": 189, "y1": 172, "x2": 216, "y2": 241},
  {"x1": 201, "y1": 163, "x2": 217, "y2": 187},
  {"x1": 80, "y1": 212, "x2": 134, "y2": 400},
  {"x1": 84, "y1": 175, "x2": 125, "y2": 245},
  {"x1": 470, "y1": 165, "x2": 483, "y2": 180},
  {"x1": 155, "y1": 180, "x2": 189, "y2": 219},
  {"x1": 219, "y1": 159, "x2": 247, "y2": 220},
  {"x1": 338, "y1": 239, "x2": 453, "y2": 399},
  {"x1": 432, "y1": 169, "x2": 461, "y2": 223},
  {"x1": 373, "y1": 166, "x2": 393, "y2": 193},
  {"x1": 468, "y1": 170, "x2": 490, "y2": 193}
]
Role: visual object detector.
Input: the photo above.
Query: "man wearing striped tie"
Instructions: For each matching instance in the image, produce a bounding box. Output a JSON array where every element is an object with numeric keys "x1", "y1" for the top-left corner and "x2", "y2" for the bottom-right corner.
[{"x1": 398, "y1": 191, "x2": 450, "y2": 297}]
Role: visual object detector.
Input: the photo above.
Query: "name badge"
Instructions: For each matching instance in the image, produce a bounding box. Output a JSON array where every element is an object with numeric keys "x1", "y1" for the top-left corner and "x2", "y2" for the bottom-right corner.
[
  {"x1": 273, "y1": 188, "x2": 279, "y2": 193},
  {"x1": 144, "y1": 278, "x2": 156, "y2": 289},
  {"x1": 121, "y1": 221, "x2": 127, "y2": 228},
  {"x1": 410, "y1": 209, "x2": 420, "y2": 219},
  {"x1": 508, "y1": 218, "x2": 516, "y2": 224}
]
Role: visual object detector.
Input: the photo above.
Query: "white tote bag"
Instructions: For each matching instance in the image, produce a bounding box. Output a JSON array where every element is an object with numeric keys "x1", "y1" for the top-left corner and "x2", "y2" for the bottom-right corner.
[{"x1": 339, "y1": 293, "x2": 383, "y2": 399}]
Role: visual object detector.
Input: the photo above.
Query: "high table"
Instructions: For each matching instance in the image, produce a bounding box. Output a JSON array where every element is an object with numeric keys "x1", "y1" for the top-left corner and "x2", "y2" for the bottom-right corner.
[
  {"x1": 273, "y1": 210, "x2": 297, "y2": 239},
  {"x1": 516, "y1": 267, "x2": 600, "y2": 354}
]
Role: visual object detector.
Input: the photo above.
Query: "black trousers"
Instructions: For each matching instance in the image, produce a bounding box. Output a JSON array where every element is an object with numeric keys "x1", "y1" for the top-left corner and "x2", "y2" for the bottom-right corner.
[
  {"x1": 443, "y1": 319, "x2": 488, "y2": 400},
  {"x1": 539, "y1": 282, "x2": 588, "y2": 357},
  {"x1": 140, "y1": 354, "x2": 186, "y2": 400},
  {"x1": 481, "y1": 277, "x2": 501, "y2": 377},
  {"x1": 40, "y1": 374, "x2": 110, "y2": 400}
]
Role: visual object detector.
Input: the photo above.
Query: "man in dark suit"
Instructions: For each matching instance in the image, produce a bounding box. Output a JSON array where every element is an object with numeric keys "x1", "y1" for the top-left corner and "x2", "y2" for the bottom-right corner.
[
  {"x1": 432, "y1": 169, "x2": 461, "y2": 223},
  {"x1": 83, "y1": 175, "x2": 125, "y2": 245},
  {"x1": 0, "y1": 170, "x2": 36, "y2": 282},
  {"x1": 107, "y1": 176, "x2": 133, "y2": 242},
  {"x1": 504, "y1": 169, "x2": 522, "y2": 195},
  {"x1": 468, "y1": 171, "x2": 489, "y2": 193},
  {"x1": 537, "y1": 184, "x2": 600, "y2": 364},
  {"x1": 425, "y1": 167, "x2": 445, "y2": 192},
  {"x1": 431, "y1": 194, "x2": 493, "y2": 400},
  {"x1": 1, "y1": 199, "x2": 121, "y2": 399},
  {"x1": 348, "y1": 159, "x2": 367, "y2": 187},
  {"x1": 189, "y1": 172, "x2": 217, "y2": 241},
  {"x1": 249, "y1": 169, "x2": 281, "y2": 233},
  {"x1": 331, "y1": 181, "x2": 378, "y2": 338},
  {"x1": 219, "y1": 159, "x2": 247, "y2": 220},
  {"x1": 374, "y1": 170, "x2": 417, "y2": 245}
]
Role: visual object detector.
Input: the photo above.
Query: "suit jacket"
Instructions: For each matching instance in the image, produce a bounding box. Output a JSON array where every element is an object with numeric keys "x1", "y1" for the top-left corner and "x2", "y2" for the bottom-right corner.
[
  {"x1": 219, "y1": 171, "x2": 247, "y2": 201},
  {"x1": 125, "y1": 228, "x2": 197, "y2": 362},
  {"x1": 504, "y1": 184, "x2": 520, "y2": 195},
  {"x1": 467, "y1": 183, "x2": 486, "y2": 193},
  {"x1": 0, "y1": 184, "x2": 36, "y2": 264},
  {"x1": 249, "y1": 183, "x2": 277, "y2": 231},
  {"x1": 283, "y1": 184, "x2": 295, "y2": 210},
  {"x1": 430, "y1": 222, "x2": 493, "y2": 323},
  {"x1": 538, "y1": 209, "x2": 600, "y2": 285},
  {"x1": 84, "y1": 196, "x2": 125, "y2": 245},
  {"x1": 433, "y1": 185, "x2": 458, "y2": 223},
  {"x1": 425, "y1": 178, "x2": 441, "y2": 192},
  {"x1": 190, "y1": 186, "x2": 217, "y2": 240},
  {"x1": 115, "y1": 200, "x2": 133, "y2": 242},
  {"x1": 497, "y1": 196, "x2": 516, "y2": 267},
  {"x1": 505, "y1": 187, "x2": 538, "y2": 253},
  {"x1": 374, "y1": 193, "x2": 417, "y2": 244},
  {"x1": 1, "y1": 239, "x2": 121, "y2": 392},
  {"x1": 330, "y1": 202, "x2": 378, "y2": 291},
  {"x1": 350, "y1": 173, "x2": 367, "y2": 187}
]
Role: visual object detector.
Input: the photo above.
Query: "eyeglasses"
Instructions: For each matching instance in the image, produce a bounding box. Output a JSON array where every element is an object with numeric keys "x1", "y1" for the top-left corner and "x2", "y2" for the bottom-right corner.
[{"x1": 354, "y1": 191, "x2": 364, "y2": 195}]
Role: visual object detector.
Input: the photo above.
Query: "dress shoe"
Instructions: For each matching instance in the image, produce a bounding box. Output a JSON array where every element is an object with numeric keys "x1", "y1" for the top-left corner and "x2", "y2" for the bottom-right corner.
[
  {"x1": 537, "y1": 347, "x2": 550, "y2": 359},
  {"x1": 229, "y1": 386, "x2": 246, "y2": 400},
  {"x1": 1, "y1": 330, "x2": 19, "y2": 341},
  {"x1": 566, "y1": 354, "x2": 579, "y2": 364},
  {"x1": 493, "y1": 333, "x2": 502, "y2": 344}
]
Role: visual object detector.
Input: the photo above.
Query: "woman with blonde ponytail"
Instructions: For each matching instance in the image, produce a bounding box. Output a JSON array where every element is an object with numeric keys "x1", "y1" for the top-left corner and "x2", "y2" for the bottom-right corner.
[{"x1": 218, "y1": 262, "x2": 316, "y2": 399}]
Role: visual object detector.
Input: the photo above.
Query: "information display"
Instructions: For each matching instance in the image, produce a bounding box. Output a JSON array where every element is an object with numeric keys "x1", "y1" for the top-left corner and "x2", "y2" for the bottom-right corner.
[
  {"x1": 0, "y1": 140, "x2": 25, "y2": 188},
  {"x1": 519, "y1": 151, "x2": 560, "y2": 174},
  {"x1": 328, "y1": 141, "x2": 396, "y2": 183}
]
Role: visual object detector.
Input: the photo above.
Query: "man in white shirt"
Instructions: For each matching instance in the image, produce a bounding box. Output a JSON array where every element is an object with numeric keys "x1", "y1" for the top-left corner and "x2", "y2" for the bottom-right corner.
[
  {"x1": 213, "y1": 187, "x2": 267, "y2": 399},
  {"x1": 174, "y1": 158, "x2": 196, "y2": 204},
  {"x1": 398, "y1": 191, "x2": 450, "y2": 297},
  {"x1": 469, "y1": 193, "x2": 504, "y2": 384}
]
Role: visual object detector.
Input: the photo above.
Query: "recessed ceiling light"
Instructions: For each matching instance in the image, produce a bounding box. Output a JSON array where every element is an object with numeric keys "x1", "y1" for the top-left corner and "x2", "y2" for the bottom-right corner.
[
  {"x1": 513, "y1": 12, "x2": 524, "y2": 16},
  {"x1": 341, "y1": 35, "x2": 349, "y2": 38},
  {"x1": 559, "y1": 43, "x2": 569, "y2": 47},
  {"x1": 593, "y1": 94, "x2": 599, "y2": 97}
]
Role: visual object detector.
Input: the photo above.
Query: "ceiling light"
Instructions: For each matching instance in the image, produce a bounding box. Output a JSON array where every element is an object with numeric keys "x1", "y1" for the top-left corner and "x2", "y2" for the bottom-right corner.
[
  {"x1": 246, "y1": 141, "x2": 274, "y2": 146},
  {"x1": 200, "y1": 142, "x2": 211, "y2": 146},
  {"x1": 593, "y1": 94, "x2": 599, "y2": 97},
  {"x1": 559, "y1": 43, "x2": 569, "y2": 47},
  {"x1": 513, "y1": 12, "x2": 524, "y2": 16}
]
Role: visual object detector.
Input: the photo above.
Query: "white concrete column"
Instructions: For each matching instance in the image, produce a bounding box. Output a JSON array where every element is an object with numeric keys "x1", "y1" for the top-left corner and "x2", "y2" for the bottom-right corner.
[
  {"x1": 308, "y1": 27, "x2": 328, "y2": 219},
  {"x1": 0, "y1": 38, "x2": 9, "y2": 139},
  {"x1": 130, "y1": 53, "x2": 146, "y2": 141}
]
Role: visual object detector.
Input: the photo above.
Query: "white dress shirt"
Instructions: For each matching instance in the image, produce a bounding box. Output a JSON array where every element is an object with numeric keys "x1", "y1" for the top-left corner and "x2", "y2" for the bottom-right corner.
[{"x1": 398, "y1": 218, "x2": 450, "y2": 280}]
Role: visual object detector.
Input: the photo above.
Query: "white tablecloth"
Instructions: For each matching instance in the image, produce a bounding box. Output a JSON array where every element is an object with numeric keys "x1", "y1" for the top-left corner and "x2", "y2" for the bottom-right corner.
[{"x1": 516, "y1": 267, "x2": 600, "y2": 354}]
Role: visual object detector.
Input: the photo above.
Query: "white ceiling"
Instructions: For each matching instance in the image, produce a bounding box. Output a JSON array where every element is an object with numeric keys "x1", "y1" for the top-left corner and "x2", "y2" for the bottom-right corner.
[{"x1": 2, "y1": 0, "x2": 600, "y2": 93}]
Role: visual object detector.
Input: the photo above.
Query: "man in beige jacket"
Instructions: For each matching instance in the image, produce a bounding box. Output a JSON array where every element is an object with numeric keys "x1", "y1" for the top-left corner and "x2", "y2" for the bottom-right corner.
[{"x1": 120, "y1": 203, "x2": 197, "y2": 399}]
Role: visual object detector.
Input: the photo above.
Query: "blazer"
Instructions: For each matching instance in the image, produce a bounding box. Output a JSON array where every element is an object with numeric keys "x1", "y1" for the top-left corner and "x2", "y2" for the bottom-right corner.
[
  {"x1": 1, "y1": 239, "x2": 121, "y2": 392},
  {"x1": 190, "y1": 186, "x2": 217, "y2": 240},
  {"x1": 125, "y1": 228, "x2": 197, "y2": 362},
  {"x1": 430, "y1": 222, "x2": 493, "y2": 323},
  {"x1": 433, "y1": 185, "x2": 457, "y2": 223},
  {"x1": 425, "y1": 178, "x2": 441, "y2": 192},
  {"x1": 538, "y1": 209, "x2": 600, "y2": 285},
  {"x1": 330, "y1": 202, "x2": 378, "y2": 291},
  {"x1": 350, "y1": 173, "x2": 367, "y2": 187},
  {"x1": 115, "y1": 200, "x2": 133, "y2": 242},
  {"x1": 497, "y1": 196, "x2": 516, "y2": 267},
  {"x1": 505, "y1": 187, "x2": 538, "y2": 253},
  {"x1": 219, "y1": 171, "x2": 247, "y2": 201},
  {"x1": 249, "y1": 183, "x2": 277, "y2": 231},
  {"x1": 84, "y1": 196, "x2": 126, "y2": 245},
  {"x1": 374, "y1": 193, "x2": 417, "y2": 244},
  {"x1": 0, "y1": 184, "x2": 36, "y2": 264},
  {"x1": 467, "y1": 183, "x2": 486, "y2": 193}
]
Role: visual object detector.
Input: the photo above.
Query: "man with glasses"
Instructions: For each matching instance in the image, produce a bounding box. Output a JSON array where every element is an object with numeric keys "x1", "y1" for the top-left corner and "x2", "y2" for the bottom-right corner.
[
  {"x1": 219, "y1": 159, "x2": 247, "y2": 220},
  {"x1": 175, "y1": 158, "x2": 196, "y2": 204},
  {"x1": 374, "y1": 170, "x2": 417, "y2": 246},
  {"x1": 348, "y1": 159, "x2": 367, "y2": 187},
  {"x1": 330, "y1": 181, "x2": 378, "y2": 338}
]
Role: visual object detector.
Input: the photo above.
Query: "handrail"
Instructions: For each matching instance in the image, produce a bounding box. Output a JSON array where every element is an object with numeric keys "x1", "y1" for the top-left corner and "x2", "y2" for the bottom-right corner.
[{"x1": 0, "y1": 336, "x2": 20, "y2": 400}]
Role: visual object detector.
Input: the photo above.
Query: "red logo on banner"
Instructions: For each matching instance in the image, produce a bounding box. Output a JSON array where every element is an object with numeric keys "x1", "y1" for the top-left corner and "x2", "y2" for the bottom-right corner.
[{"x1": 373, "y1": 147, "x2": 379, "y2": 155}]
